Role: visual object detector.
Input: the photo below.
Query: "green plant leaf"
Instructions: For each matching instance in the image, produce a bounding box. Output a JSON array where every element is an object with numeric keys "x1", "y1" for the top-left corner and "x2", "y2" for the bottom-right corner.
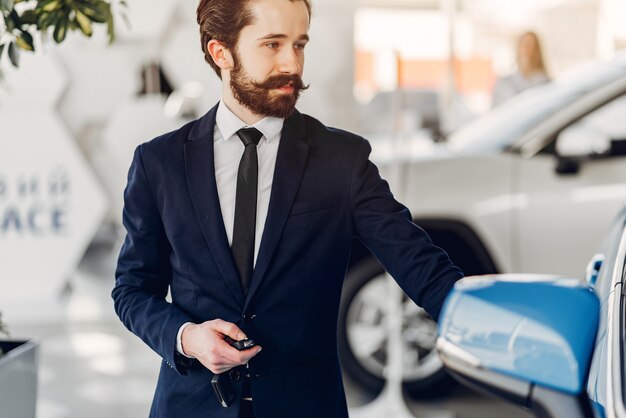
[
  {"x1": 38, "y1": 10, "x2": 58, "y2": 29},
  {"x1": 74, "y1": 0, "x2": 108, "y2": 23},
  {"x1": 9, "y1": 8, "x2": 19, "y2": 22},
  {"x1": 74, "y1": 9, "x2": 92, "y2": 37},
  {"x1": 16, "y1": 31, "x2": 35, "y2": 51},
  {"x1": 106, "y1": 10, "x2": 114, "y2": 43},
  {"x1": 8, "y1": 41, "x2": 19, "y2": 67},
  {"x1": 1, "y1": 1, "x2": 119, "y2": 81},
  {"x1": 52, "y1": 14, "x2": 68, "y2": 43},
  {"x1": 39, "y1": 0, "x2": 62, "y2": 13},
  {"x1": 4, "y1": 10, "x2": 16, "y2": 31},
  {"x1": 0, "y1": 0, "x2": 14, "y2": 13},
  {"x1": 19, "y1": 9, "x2": 38, "y2": 25}
]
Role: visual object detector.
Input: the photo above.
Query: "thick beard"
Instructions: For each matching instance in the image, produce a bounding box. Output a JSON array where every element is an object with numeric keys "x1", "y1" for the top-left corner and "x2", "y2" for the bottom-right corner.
[{"x1": 229, "y1": 55, "x2": 309, "y2": 119}]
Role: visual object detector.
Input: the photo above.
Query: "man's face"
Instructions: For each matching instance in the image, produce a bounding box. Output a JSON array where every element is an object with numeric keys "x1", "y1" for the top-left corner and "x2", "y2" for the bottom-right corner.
[{"x1": 228, "y1": 0, "x2": 310, "y2": 118}]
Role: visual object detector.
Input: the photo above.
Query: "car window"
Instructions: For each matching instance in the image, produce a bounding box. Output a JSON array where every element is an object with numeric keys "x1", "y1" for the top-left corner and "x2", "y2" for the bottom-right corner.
[
  {"x1": 580, "y1": 94, "x2": 626, "y2": 142},
  {"x1": 447, "y1": 61, "x2": 626, "y2": 155},
  {"x1": 541, "y1": 93, "x2": 626, "y2": 157}
]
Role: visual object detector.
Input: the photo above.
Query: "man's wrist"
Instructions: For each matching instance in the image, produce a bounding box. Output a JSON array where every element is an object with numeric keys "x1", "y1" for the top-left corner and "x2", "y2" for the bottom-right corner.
[{"x1": 176, "y1": 322, "x2": 195, "y2": 358}]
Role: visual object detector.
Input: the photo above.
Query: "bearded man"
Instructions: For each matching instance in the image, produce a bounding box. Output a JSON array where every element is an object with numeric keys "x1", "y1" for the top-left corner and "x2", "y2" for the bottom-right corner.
[{"x1": 112, "y1": 1, "x2": 463, "y2": 417}]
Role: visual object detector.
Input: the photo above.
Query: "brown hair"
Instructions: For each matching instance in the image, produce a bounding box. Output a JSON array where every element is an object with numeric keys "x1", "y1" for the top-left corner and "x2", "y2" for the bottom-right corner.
[
  {"x1": 517, "y1": 31, "x2": 547, "y2": 77},
  {"x1": 197, "y1": 0, "x2": 312, "y2": 79}
]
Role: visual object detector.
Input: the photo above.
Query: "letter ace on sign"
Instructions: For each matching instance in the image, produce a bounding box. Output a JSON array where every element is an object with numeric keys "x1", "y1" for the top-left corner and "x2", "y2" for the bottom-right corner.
[{"x1": 0, "y1": 110, "x2": 107, "y2": 322}]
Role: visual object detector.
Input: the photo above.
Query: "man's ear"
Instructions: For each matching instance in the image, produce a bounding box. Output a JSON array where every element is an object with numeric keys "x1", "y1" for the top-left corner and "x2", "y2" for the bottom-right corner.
[{"x1": 207, "y1": 39, "x2": 235, "y2": 71}]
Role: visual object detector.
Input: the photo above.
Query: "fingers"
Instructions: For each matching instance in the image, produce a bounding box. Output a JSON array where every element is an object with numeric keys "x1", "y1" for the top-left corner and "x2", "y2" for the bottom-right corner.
[
  {"x1": 213, "y1": 337, "x2": 262, "y2": 364},
  {"x1": 200, "y1": 343, "x2": 262, "y2": 374},
  {"x1": 238, "y1": 345, "x2": 263, "y2": 362},
  {"x1": 190, "y1": 319, "x2": 263, "y2": 374},
  {"x1": 205, "y1": 350, "x2": 244, "y2": 372},
  {"x1": 211, "y1": 319, "x2": 247, "y2": 341}
]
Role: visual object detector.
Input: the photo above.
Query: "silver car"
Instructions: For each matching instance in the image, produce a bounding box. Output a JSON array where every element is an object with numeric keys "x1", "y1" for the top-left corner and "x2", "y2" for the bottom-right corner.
[{"x1": 340, "y1": 52, "x2": 626, "y2": 398}]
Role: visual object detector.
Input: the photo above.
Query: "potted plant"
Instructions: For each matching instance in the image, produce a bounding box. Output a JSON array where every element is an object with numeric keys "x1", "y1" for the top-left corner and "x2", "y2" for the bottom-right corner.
[
  {"x1": 1, "y1": 0, "x2": 120, "y2": 71},
  {"x1": 0, "y1": 312, "x2": 39, "y2": 418}
]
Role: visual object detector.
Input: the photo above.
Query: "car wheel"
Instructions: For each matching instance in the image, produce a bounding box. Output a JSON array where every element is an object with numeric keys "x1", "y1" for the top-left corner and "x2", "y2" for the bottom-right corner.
[{"x1": 338, "y1": 257, "x2": 455, "y2": 398}]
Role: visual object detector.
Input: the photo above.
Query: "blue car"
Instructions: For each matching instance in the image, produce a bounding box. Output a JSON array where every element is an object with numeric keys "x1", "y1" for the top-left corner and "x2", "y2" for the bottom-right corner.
[{"x1": 437, "y1": 204, "x2": 626, "y2": 418}]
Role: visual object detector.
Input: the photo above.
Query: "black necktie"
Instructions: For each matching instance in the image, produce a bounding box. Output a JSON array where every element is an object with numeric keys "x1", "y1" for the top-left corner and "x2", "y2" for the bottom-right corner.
[{"x1": 232, "y1": 127, "x2": 263, "y2": 295}]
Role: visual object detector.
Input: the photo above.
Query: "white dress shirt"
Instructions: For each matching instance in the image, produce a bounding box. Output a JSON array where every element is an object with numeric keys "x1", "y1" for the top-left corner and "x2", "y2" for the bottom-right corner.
[{"x1": 177, "y1": 100, "x2": 285, "y2": 357}]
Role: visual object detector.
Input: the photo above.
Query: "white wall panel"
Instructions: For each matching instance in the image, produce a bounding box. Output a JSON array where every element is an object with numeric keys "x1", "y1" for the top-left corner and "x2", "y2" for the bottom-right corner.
[
  {"x1": 55, "y1": 36, "x2": 146, "y2": 137},
  {"x1": 0, "y1": 53, "x2": 66, "y2": 109},
  {"x1": 115, "y1": 0, "x2": 180, "y2": 41},
  {"x1": 0, "y1": 110, "x2": 107, "y2": 323}
]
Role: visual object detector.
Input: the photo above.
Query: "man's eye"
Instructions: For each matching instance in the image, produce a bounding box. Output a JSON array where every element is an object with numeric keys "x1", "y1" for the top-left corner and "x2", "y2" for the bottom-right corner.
[
  {"x1": 266, "y1": 42, "x2": 279, "y2": 49},
  {"x1": 295, "y1": 43, "x2": 306, "y2": 50}
]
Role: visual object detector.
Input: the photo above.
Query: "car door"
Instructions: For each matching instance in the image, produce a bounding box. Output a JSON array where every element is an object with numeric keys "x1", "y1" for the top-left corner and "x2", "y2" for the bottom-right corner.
[
  {"x1": 513, "y1": 87, "x2": 626, "y2": 278},
  {"x1": 585, "y1": 208, "x2": 626, "y2": 418}
]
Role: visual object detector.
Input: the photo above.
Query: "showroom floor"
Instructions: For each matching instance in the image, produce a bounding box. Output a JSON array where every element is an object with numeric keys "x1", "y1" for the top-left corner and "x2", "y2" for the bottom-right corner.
[{"x1": 10, "y1": 234, "x2": 532, "y2": 418}]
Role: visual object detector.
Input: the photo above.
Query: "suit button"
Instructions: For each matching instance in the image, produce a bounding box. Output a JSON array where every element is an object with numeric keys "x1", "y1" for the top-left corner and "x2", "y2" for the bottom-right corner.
[
  {"x1": 243, "y1": 313, "x2": 257, "y2": 321},
  {"x1": 229, "y1": 370, "x2": 241, "y2": 382}
]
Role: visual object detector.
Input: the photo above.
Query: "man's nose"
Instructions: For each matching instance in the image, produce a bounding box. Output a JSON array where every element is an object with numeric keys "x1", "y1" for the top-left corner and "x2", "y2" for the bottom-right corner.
[{"x1": 277, "y1": 47, "x2": 301, "y2": 74}]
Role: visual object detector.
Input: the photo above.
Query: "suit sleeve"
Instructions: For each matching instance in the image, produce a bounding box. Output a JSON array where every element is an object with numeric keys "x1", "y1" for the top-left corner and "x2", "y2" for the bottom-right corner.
[
  {"x1": 112, "y1": 145, "x2": 194, "y2": 374},
  {"x1": 349, "y1": 139, "x2": 464, "y2": 322}
]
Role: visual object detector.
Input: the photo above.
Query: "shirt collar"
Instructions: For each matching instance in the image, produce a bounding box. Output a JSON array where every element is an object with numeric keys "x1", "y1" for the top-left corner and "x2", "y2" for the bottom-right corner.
[{"x1": 216, "y1": 99, "x2": 284, "y2": 143}]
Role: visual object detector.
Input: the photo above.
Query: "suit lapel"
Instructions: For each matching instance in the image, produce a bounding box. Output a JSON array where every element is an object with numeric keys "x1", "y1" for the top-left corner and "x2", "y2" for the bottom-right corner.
[
  {"x1": 184, "y1": 104, "x2": 245, "y2": 308},
  {"x1": 244, "y1": 110, "x2": 309, "y2": 308}
]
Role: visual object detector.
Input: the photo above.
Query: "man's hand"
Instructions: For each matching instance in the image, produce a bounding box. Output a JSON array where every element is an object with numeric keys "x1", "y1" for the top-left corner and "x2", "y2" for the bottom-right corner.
[{"x1": 181, "y1": 319, "x2": 262, "y2": 374}]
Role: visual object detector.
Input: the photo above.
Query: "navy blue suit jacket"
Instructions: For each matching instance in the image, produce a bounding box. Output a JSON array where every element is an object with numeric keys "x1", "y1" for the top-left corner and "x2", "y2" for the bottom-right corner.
[{"x1": 112, "y1": 103, "x2": 463, "y2": 418}]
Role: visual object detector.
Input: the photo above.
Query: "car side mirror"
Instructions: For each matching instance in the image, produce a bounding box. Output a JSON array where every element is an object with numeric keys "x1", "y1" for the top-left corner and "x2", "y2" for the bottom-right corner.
[
  {"x1": 554, "y1": 126, "x2": 612, "y2": 175},
  {"x1": 556, "y1": 125, "x2": 611, "y2": 159},
  {"x1": 437, "y1": 274, "x2": 600, "y2": 418},
  {"x1": 555, "y1": 157, "x2": 581, "y2": 175}
]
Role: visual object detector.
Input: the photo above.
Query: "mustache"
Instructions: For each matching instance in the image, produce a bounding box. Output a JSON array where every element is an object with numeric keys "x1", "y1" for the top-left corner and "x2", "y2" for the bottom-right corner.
[{"x1": 252, "y1": 74, "x2": 310, "y2": 91}]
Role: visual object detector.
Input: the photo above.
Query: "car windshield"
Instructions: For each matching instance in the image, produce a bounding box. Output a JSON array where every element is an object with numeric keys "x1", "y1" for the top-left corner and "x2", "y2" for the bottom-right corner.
[{"x1": 447, "y1": 61, "x2": 626, "y2": 155}]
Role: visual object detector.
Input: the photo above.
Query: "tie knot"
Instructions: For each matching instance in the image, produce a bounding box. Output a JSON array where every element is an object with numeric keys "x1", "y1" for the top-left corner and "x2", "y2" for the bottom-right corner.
[{"x1": 236, "y1": 127, "x2": 263, "y2": 147}]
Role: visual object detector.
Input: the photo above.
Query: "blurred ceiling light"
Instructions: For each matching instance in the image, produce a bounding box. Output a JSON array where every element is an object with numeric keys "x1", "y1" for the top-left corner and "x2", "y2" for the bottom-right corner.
[
  {"x1": 89, "y1": 355, "x2": 126, "y2": 376},
  {"x1": 355, "y1": 8, "x2": 473, "y2": 59},
  {"x1": 355, "y1": 9, "x2": 449, "y2": 59},
  {"x1": 70, "y1": 332, "x2": 123, "y2": 357},
  {"x1": 66, "y1": 294, "x2": 104, "y2": 322}
]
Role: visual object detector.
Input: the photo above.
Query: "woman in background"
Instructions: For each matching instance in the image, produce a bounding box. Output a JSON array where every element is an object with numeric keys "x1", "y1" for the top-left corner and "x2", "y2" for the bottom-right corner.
[{"x1": 492, "y1": 31, "x2": 550, "y2": 108}]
